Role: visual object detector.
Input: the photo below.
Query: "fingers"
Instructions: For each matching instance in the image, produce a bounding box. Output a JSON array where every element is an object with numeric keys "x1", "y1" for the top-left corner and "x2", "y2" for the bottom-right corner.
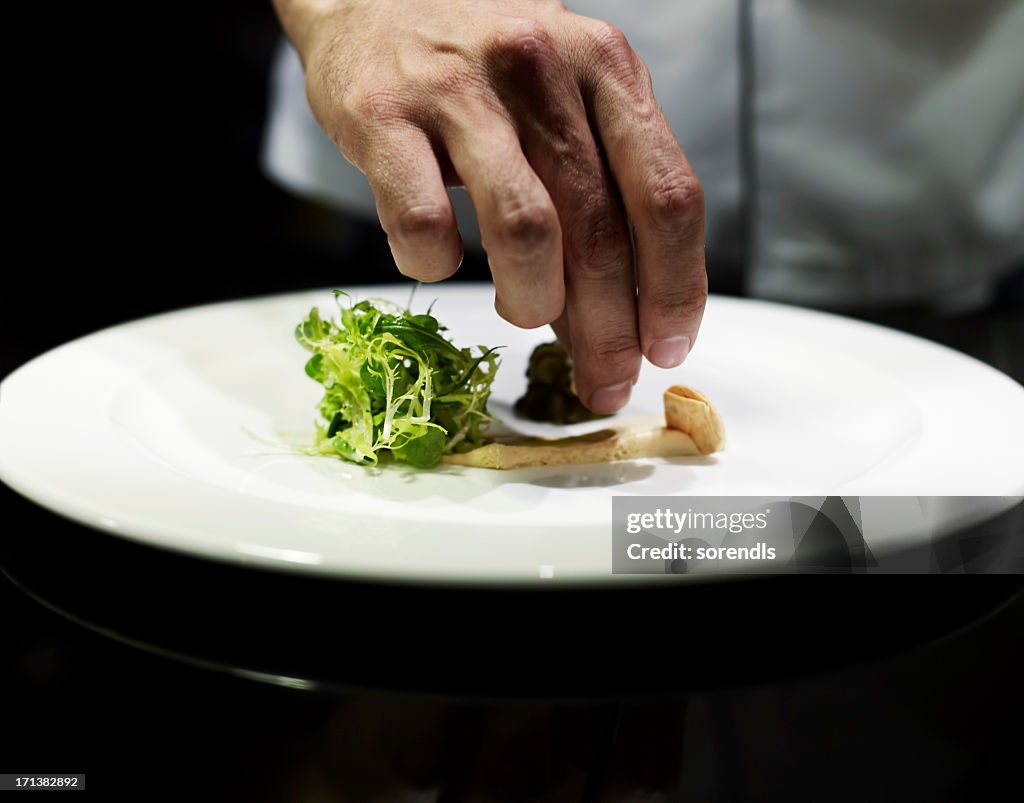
[
  {"x1": 520, "y1": 88, "x2": 640, "y2": 413},
  {"x1": 579, "y1": 20, "x2": 708, "y2": 368},
  {"x1": 487, "y1": 24, "x2": 639, "y2": 412},
  {"x1": 362, "y1": 123, "x2": 464, "y2": 282},
  {"x1": 443, "y1": 111, "x2": 565, "y2": 328},
  {"x1": 550, "y1": 310, "x2": 573, "y2": 356},
  {"x1": 312, "y1": 9, "x2": 705, "y2": 402}
]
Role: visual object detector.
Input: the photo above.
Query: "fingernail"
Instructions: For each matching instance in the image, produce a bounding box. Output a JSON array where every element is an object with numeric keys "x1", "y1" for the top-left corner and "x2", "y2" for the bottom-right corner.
[
  {"x1": 648, "y1": 336, "x2": 690, "y2": 368},
  {"x1": 589, "y1": 381, "x2": 632, "y2": 414}
]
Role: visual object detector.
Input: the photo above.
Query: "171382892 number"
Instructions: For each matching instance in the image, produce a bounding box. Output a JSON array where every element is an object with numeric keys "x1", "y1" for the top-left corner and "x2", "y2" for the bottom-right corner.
[{"x1": 0, "y1": 775, "x2": 85, "y2": 790}]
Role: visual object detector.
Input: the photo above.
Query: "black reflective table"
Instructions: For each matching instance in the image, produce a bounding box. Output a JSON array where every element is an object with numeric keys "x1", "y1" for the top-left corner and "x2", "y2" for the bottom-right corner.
[
  {"x1": 3, "y1": 480, "x2": 1023, "y2": 802},
  {"x1": 4, "y1": 480, "x2": 1022, "y2": 701}
]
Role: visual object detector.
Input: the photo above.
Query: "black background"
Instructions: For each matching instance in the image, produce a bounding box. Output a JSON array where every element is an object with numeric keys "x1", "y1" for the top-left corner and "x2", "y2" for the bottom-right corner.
[
  {"x1": 6, "y1": 1, "x2": 412, "y2": 379},
  {"x1": 3, "y1": 2, "x2": 1023, "y2": 800}
]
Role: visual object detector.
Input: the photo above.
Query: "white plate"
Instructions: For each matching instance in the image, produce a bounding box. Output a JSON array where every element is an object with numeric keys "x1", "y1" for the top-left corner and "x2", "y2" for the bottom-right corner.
[{"x1": 2, "y1": 285, "x2": 1023, "y2": 583}]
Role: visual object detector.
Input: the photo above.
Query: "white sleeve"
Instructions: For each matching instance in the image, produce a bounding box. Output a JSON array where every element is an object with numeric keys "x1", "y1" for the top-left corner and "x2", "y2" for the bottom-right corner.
[
  {"x1": 261, "y1": 39, "x2": 378, "y2": 218},
  {"x1": 747, "y1": 0, "x2": 1024, "y2": 310}
]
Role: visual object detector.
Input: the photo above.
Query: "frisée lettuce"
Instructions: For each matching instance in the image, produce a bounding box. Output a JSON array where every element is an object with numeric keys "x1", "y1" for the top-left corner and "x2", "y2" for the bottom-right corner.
[{"x1": 295, "y1": 292, "x2": 500, "y2": 468}]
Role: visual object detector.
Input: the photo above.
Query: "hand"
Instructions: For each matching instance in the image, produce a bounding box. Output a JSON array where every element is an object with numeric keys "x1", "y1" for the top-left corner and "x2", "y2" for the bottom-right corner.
[{"x1": 275, "y1": 0, "x2": 707, "y2": 413}]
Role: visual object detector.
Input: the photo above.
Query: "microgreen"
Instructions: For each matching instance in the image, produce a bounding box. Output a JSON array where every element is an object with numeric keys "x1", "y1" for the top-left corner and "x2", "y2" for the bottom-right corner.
[{"x1": 295, "y1": 293, "x2": 501, "y2": 468}]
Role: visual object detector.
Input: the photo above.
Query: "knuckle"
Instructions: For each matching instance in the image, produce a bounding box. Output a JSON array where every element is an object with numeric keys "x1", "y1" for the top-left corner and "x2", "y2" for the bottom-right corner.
[
  {"x1": 644, "y1": 171, "x2": 705, "y2": 231},
  {"x1": 343, "y1": 86, "x2": 409, "y2": 127},
  {"x1": 647, "y1": 282, "x2": 708, "y2": 320},
  {"x1": 573, "y1": 211, "x2": 628, "y2": 279},
  {"x1": 494, "y1": 203, "x2": 559, "y2": 251},
  {"x1": 587, "y1": 331, "x2": 641, "y2": 370},
  {"x1": 586, "y1": 20, "x2": 637, "y2": 75},
  {"x1": 332, "y1": 87, "x2": 412, "y2": 162},
  {"x1": 389, "y1": 204, "x2": 454, "y2": 242},
  {"x1": 493, "y1": 18, "x2": 558, "y2": 63}
]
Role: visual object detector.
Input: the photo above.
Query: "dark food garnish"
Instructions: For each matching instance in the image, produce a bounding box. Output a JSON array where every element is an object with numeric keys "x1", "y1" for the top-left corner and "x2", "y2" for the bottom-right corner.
[{"x1": 513, "y1": 341, "x2": 611, "y2": 424}]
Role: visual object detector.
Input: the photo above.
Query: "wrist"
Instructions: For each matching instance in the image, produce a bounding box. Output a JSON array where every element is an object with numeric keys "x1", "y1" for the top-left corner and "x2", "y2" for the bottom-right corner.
[{"x1": 272, "y1": 0, "x2": 352, "y2": 59}]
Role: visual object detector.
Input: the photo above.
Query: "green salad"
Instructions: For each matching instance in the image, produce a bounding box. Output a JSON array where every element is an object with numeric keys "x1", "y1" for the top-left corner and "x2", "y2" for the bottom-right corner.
[{"x1": 295, "y1": 292, "x2": 500, "y2": 468}]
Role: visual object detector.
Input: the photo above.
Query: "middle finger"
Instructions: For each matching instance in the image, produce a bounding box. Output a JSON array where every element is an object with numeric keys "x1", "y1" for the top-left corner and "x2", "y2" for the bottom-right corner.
[{"x1": 517, "y1": 75, "x2": 640, "y2": 414}]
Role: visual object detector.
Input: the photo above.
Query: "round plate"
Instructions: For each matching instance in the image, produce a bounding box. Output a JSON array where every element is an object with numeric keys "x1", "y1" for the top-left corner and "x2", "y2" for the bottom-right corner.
[{"x1": 2, "y1": 285, "x2": 1023, "y2": 583}]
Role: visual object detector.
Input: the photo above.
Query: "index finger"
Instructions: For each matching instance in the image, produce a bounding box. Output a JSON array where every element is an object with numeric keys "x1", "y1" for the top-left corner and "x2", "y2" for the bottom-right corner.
[{"x1": 579, "y1": 20, "x2": 708, "y2": 369}]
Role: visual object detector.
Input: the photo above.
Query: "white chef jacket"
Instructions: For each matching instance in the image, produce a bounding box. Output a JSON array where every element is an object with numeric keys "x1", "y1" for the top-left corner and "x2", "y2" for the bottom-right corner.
[{"x1": 262, "y1": 0, "x2": 1024, "y2": 311}]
